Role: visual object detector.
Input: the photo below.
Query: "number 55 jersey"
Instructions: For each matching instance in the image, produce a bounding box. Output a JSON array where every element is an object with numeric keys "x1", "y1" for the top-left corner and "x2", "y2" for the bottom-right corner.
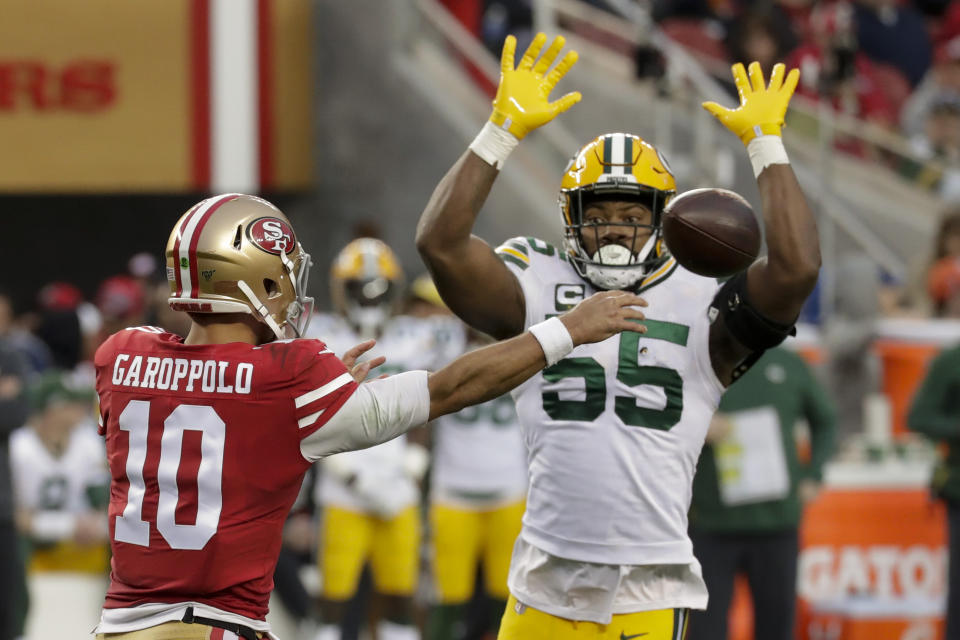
[
  {"x1": 93, "y1": 326, "x2": 359, "y2": 634},
  {"x1": 496, "y1": 237, "x2": 724, "y2": 567}
]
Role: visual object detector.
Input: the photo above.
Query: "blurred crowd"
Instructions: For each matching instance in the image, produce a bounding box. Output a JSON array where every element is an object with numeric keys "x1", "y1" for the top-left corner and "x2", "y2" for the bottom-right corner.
[
  {"x1": 0, "y1": 253, "x2": 188, "y2": 639},
  {"x1": 478, "y1": 0, "x2": 960, "y2": 199},
  {"x1": 5, "y1": 3, "x2": 960, "y2": 638}
]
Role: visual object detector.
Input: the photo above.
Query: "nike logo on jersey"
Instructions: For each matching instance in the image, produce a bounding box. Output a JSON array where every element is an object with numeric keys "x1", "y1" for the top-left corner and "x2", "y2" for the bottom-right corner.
[{"x1": 620, "y1": 632, "x2": 648, "y2": 640}]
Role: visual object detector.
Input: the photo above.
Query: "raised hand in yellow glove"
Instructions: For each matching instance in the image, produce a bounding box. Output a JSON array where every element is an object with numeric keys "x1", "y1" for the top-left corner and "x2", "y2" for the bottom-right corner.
[
  {"x1": 702, "y1": 61, "x2": 799, "y2": 146},
  {"x1": 490, "y1": 33, "x2": 582, "y2": 140}
]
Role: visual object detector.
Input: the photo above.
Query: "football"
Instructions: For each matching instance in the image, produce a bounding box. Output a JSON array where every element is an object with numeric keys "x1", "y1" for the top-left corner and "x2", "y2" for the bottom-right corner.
[{"x1": 661, "y1": 188, "x2": 761, "y2": 278}]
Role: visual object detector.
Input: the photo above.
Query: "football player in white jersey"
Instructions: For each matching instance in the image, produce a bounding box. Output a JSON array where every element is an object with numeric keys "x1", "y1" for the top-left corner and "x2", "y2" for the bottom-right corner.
[
  {"x1": 415, "y1": 33, "x2": 819, "y2": 640},
  {"x1": 310, "y1": 238, "x2": 443, "y2": 640},
  {"x1": 411, "y1": 277, "x2": 528, "y2": 640},
  {"x1": 11, "y1": 371, "x2": 109, "y2": 574}
]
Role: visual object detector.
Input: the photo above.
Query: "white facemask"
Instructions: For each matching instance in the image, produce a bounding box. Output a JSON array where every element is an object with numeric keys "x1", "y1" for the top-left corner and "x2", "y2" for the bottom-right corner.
[
  {"x1": 578, "y1": 235, "x2": 659, "y2": 290},
  {"x1": 346, "y1": 305, "x2": 389, "y2": 340}
]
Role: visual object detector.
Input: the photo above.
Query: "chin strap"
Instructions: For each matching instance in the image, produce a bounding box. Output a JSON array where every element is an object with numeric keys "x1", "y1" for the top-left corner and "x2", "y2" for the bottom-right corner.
[
  {"x1": 570, "y1": 231, "x2": 662, "y2": 290},
  {"x1": 634, "y1": 233, "x2": 660, "y2": 267},
  {"x1": 237, "y1": 279, "x2": 285, "y2": 339}
]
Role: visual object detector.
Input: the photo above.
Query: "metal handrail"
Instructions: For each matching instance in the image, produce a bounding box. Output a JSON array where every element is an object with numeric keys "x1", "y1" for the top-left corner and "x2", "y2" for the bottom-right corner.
[
  {"x1": 550, "y1": 0, "x2": 949, "y2": 178},
  {"x1": 407, "y1": 0, "x2": 924, "y2": 295},
  {"x1": 414, "y1": 0, "x2": 586, "y2": 158}
]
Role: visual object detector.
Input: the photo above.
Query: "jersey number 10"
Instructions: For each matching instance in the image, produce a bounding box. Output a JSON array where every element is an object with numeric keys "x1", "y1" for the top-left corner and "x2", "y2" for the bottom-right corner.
[{"x1": 114, "y1": 400, "x2": 224, "y2": 551}]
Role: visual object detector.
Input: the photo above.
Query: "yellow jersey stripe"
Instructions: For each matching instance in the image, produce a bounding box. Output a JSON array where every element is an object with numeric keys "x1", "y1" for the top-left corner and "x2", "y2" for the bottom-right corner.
[
  {"x1": 496, "y1": 247, "x2": 530, "y2": 264},
  {"x1": 641, "y1": 257, "x2": 676, "y2": 288}
]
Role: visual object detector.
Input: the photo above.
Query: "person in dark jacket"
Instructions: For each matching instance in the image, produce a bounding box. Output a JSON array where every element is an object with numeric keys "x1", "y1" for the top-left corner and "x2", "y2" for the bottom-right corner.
[
  {"x1": 688, "y1": 347, "x2": 836, "y2": 640},
  {"x1": 908, "y1": 343, "x2": 960, "y2": 640},
  {"x1": 0, "y1": 341, "x2": 30, "y2": 640}
]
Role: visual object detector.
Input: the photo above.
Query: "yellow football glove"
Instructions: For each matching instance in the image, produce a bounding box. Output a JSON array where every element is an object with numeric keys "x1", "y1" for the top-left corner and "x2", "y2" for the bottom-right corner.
[
  {"x1": 490, "y1": 33, "x2": 582, "y2": 140},
  {"x1": 702, "y1": 61, "x2": 800, "y2": 146}
]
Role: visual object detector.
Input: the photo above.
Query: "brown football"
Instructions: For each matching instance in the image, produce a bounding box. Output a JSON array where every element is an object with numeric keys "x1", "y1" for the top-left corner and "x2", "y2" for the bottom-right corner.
[{"x1": 662, "y1": 188, "x2": 761, "y2": 278}]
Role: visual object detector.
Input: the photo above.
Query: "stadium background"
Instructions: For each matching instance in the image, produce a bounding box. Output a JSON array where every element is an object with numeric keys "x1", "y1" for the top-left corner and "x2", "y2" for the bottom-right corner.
[{"x1": 1, "y1": 0, "x2": 957, "y2": 639}]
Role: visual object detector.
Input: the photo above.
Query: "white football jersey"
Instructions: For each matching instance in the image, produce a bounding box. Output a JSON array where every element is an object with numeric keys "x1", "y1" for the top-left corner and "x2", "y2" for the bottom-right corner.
[
  {"x1": 11, "y1": 422, "x2": 108, "y2": 525},
  {"x1": 431, "y1": 319, "x2": 528, "y2": 504},
  {"x1": 308, "y1": 312, "x2": 445, "y2": 513},
  {"x1": 496, "y1": 237, "x2": 723, "y2": 566}
]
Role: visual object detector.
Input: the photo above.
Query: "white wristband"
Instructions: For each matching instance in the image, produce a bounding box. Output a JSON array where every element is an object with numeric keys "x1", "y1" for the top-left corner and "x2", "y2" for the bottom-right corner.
[
  {"x1": 747, "y1": 135, "x2": 789, "y2": 178},
  {"x1": 529, "y1": 317, "x2": 574, "y2": 367},
  {"x1": 469, "y1": 121, "x2": 520, "y2": 169}
]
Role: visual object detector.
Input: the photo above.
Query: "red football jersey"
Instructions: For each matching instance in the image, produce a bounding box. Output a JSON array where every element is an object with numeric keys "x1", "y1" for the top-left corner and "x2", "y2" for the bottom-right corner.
[{"x1": 94, "y1": 327, "x2": 357, "y2": 621}]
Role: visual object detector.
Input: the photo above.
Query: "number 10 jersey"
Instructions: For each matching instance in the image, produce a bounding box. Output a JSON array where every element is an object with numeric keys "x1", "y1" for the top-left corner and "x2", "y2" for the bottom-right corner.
[
  {"x1": 93, "y1": 327, "x2": 358, "y2": 629},
  {"x1": 496, "y1": 237, "x2": 724, "y2": 566}
]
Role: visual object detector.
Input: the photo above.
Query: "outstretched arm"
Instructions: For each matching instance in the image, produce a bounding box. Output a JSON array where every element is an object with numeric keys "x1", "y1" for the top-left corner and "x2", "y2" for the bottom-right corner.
[
  {"x1": 416, "y1": 33, "x2": 581, "y2": 340},
  {"x1": 703, "y1": 62, "x2": 821, "y2": 384},
  {"x1": 416, "y1": 152, "x2": 519, "y2": 338},
  {"x1": 300, "y1": 290, "x2": 647, "y2": 460}
]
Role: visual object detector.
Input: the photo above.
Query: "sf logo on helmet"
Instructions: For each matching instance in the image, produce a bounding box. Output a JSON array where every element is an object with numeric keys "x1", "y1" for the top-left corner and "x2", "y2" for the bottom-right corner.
[{"x1": 248, "y1": 217, "x2": 296, "y2": 256}]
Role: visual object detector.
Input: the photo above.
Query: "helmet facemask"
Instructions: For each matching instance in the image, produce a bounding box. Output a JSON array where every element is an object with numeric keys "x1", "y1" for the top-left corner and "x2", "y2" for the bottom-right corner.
[
  {"x1": 338, "y1": 276, "x2": 400, "y2": 340},
  {"x1": 558, "y1": 133, "x2": 677, "y2": 291},
  {"x1": 562, "y1": 184, "x2": 673, "y2": 291},
  {"x1": 237, "y1": 243, "x2": 314, "y2": 341},
  {"x1": 281, "y1": 246, "x2": 315, "y2": 339}
]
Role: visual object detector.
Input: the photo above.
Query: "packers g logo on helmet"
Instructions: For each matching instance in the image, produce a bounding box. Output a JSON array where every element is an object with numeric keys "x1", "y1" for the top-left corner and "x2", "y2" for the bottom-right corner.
[{"x1": 559, "y1": 133, "x2": 677, "y2": 290}]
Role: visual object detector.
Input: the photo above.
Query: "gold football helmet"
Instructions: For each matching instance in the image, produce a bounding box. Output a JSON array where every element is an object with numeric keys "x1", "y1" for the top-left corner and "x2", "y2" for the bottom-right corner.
[
  {"x1": 165, "y1": 194, "x2": 313, "y2": 340},
  {"x1": 559, "y1": 133, "x2": 676, "y2": 290},
  {"x1": 330, "y1": 238, "x2": 404, "y2": 338}
]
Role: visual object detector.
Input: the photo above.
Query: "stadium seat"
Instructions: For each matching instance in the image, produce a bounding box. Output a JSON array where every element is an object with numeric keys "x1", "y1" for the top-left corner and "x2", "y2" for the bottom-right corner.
[
  {"x1": 660, "y1": 18, "x2": 728, "y2": 63},
  {"x1": 871, "y1": 62, "x2": 912, "y2": 120}
]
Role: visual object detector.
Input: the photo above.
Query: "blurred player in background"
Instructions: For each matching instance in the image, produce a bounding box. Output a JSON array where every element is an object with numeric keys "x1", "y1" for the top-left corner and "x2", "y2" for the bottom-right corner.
[
  {"x1": 12, "y1": 370, "x2": 109, "y2": 574},
  {"x1": 412, "y1": 277, "x2": 528, "y2": 640},
  {"x1": 309, "y1": 239, "x2": 434, "y2": 640},
  {"x1": 92, "y1": 194, "x2": 646, "y2": 640},
  {"x1": 416, "y1": 32, "x2": 820, "y2": 640},
  {"x1": 11, "y1": 370, "x2": 108, "y2": 638}
]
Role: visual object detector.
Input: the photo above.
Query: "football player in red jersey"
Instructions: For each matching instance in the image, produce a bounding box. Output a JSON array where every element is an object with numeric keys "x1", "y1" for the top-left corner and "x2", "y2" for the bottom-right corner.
[{"x1": 92, "y1": 193, "x2": 650, "y2": 640}]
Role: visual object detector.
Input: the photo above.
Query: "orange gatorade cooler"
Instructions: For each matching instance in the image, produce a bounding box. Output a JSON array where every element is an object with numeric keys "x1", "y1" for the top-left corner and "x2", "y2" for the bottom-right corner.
[{"x1": 873, "y1": 319, "x2": 960, "y2": 438}]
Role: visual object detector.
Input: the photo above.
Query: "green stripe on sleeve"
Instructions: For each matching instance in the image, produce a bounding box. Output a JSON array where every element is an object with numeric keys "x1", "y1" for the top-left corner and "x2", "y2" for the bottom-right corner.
[
  {"x1": 506, "y1": 241, "x2": 529, "y2": 255},
  {"x1": 497, "y1": 252, "x2": 529, "y2": 270}
]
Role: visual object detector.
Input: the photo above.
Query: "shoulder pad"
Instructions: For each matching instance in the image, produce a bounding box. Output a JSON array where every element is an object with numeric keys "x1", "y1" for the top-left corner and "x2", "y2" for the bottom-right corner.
[{"x1": 495, "y1": 236, "x2": 569, "y2": 272}]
